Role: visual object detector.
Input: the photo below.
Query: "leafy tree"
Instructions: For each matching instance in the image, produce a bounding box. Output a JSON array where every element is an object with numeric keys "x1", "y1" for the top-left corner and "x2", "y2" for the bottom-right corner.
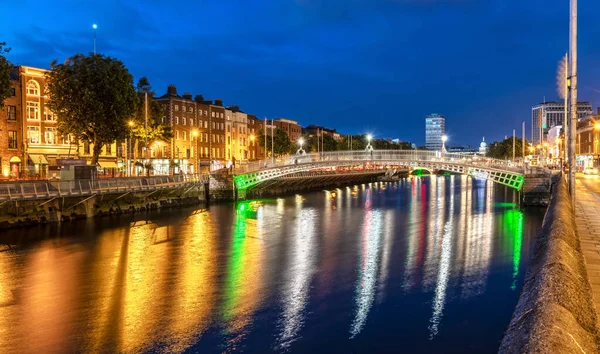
[
  {"x1": 46, "y1": 54, "x2": 138, "y2": 165},
  {"x1": 486, "y1": 138, "x2": 531, "y2": 159},
  {"x1": 257, "y1": 128, "x2": 292, "y2": 157},
  {"x1": 0, "y1": 42, "x2": 12, "y2": 109},
  {"x1": 322, "y1": 134, "x2": 338, "y2": 151},
  {"x1": 130, "y1": 77, "x2": 172, "y2": 156}
]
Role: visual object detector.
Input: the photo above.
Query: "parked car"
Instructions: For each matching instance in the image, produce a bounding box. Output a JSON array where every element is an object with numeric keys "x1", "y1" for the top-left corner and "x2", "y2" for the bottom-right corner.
[{"x1": 583, "y1": 167, "x2": 598, "y2": 175}]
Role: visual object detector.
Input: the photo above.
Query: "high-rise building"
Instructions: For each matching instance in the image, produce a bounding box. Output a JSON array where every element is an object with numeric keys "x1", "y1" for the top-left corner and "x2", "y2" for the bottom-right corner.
[
  {"x1": 425, "y1": 113, "x2": 445, "y2": 151},
  {"x1": 531, "y1": 101, "x2": 592, "y2": 145}
]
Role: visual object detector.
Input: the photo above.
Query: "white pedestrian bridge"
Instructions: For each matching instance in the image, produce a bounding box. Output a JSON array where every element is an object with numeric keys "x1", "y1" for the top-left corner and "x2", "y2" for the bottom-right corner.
[{"x1": 234, "y1": 150, "x2": 527, "y2": 192}]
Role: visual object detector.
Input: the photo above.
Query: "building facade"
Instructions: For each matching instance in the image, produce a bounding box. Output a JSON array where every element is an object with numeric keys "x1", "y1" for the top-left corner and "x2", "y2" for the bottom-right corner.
[
  {"x1": 273, "y1": 118, "x2": 302, "y2": 142},
  {"x1": 303, "y1": 125, "x2": 343, "y2": 140},
  {"x1": 1, "y1": 66, "x2": 119, "y2": 179},
  {"x1": 531, "y1": 101, "x2": 592, "y2": 145},
  {"x1": 425, "y1": 113, "x2": 445, "y2": 151}
]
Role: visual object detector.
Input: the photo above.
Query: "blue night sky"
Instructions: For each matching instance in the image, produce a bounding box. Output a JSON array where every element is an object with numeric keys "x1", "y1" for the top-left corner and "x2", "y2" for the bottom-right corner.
[{"x1": 2, "y1": 0, "x2": 600, "y2": 146}]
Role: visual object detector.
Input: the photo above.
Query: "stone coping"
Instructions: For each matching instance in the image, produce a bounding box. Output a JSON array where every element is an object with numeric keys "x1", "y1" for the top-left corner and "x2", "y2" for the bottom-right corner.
[{"x1": 499, "y1": 177, "x2": 600, "y2": 353}]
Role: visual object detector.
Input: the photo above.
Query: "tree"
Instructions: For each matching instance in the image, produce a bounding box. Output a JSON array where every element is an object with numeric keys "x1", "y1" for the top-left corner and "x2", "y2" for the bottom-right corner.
[
  {"x1": 130, "y1": 77, "x2": 172, "y2": 154},
  {"x1": 486, "y1": 138, "x2": 531, "y2": 159},
  {"x1": 0, "y1": 42, "x2": 12, "y2": 109},
  {"x1": 46, "y1": 54, "x2": 138, "y2": 165},
  {"x1": 257, "y1": 128, "x2": 292, "y2": 157},
  {"x1": 322, "y1": 134, "x2": 338, "y2": 151}
]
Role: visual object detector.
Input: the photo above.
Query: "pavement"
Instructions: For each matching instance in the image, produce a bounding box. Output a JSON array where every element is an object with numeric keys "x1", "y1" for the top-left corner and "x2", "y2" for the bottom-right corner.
[{"x1": 575, "y1": 173, "x2": 600, "y2": 317}]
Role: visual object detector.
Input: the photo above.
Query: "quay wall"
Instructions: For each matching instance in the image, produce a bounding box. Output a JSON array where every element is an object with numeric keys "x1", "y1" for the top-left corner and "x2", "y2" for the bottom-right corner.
[
  {"x1": 0, "y1": 186, "x2": 207, "y2": 230},
  {"x1": 499, "y1": 176, "x2": 600, "y2": 353}
]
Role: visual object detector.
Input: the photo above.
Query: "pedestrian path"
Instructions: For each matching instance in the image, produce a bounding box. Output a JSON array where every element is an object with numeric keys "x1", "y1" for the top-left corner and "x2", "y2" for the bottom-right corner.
[{"x1": 575, "y1": 175, "x2": 600, "y2": 317}]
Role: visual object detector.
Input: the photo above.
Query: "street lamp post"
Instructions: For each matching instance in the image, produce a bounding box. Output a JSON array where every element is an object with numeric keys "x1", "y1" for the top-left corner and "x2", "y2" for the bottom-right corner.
[
  {"x1": 297, "y1": 137, "x2": 306, "y2": 155},
  {"x1": 594, "y1": 123, "x2": 600, "y2": 163},
  {"x1": 193, "y1": 130, "x2": 199, "y2": 175},
  {"x1": 92, "y1": 24, "x2": 97, "y2": 54},
  {"x1": 441, "y1": 135, "x2": 448, "y2": 154},
  {"x1": 127, "y1": 120, "x2": 134, "y2": 176},
  {"x1": 365, "y1": 134, "x2": 373, "y2": 152}
]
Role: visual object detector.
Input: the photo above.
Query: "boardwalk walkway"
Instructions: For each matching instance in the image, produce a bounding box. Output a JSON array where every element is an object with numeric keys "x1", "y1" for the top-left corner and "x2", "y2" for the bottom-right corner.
[{"x1": 575, "y1": 175, "x2": 600, "y2": 317}]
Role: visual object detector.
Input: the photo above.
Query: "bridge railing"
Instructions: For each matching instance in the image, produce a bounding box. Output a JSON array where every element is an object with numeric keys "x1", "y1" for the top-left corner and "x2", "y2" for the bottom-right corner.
[
  {"x1": 0, "y1": 174, "x2": 209, "y2": 201},
  {"x1": 236, "y1": 150, "x2": 526, "y2": 174}
]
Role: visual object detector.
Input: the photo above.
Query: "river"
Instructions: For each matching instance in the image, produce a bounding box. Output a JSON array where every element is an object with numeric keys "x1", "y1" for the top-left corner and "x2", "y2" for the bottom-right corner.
[{"x1": 0, "y1": 175, "x2": 544, "y2": 353}]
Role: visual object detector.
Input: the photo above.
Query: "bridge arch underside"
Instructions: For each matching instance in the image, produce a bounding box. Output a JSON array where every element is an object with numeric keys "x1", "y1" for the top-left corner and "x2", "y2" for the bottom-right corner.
[{"x1": 235, "y1": 160, "x2": 524, "y2": 191}]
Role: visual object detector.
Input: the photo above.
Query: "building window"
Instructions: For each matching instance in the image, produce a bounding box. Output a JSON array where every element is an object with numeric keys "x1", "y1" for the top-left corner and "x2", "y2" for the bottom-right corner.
[
  {"x1": 190, "y1": 119, "x2": 194, "y2": 126},
  {"x1": 220, "y1": 113, "x2": 224, "y2": 118},
  {"x1": 27, "y1": 101, "x2": 39, "y2": 120},
  {"x1": 182, "y1": 117, "x2": 186, "y2": 126},
  {"x1": 176, "y1": 130, "x2": 179, "y2": 140},
  {"x1": 8, "y1": 131, "x2": 17, "y2": 149},
  {"x1": 183, "y1": 131, "x2": 187, "y2": 141},
  {"x1": 45, "y1": 127, "x2": 56, "y2": 144},
  {"x1": 189, "y1": 107, "x2": 194, "y2": 113},
  {"x1": 84, "y1": 141, "x2": 90, "y2": 154},
  {"x1": 44, "y1": 107, "x2": 56, "y2": 121},
  {"x1": 7, "y1": 105, "x2": 16, "y2": 121},
  {"x1": 204, "y1": 121, "x2": 208, "y2": 129},
  {"x1": 182, "y1": 106, "x2": 186, "y2": 112},
  {"x1": 175, "y1": 105, "x2": 179, "y2": 111},
  {"x1": 106, "y1": 144, "x2": 112, "y2": 154},
  {"x1": 26, "y1": 80, "x2": 40, "y2": 96},
  {"x1": 221, "y1": 123, "x2": 224, "y2": 130},
  {"x1": 175, "y1": 116, "x2": 179, "y2": 125},
  {"x1": 162, "y1": 116, "x2": 167, "y2": 124},
  {"x1": 204, "y1": 110, "x2": 207, "y2": 116},
  {"x1": 28, "y1": 126, "x2": 40, "y2": 144},
  {"x1": 10, "y1": 88, "x2": 15, "y2": 96}
]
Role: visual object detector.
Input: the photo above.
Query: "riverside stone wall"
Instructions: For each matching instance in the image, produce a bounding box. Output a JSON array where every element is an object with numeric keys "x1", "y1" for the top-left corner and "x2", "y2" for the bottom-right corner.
[{"x1": 499, "y1": 177, "x2": 600, "y2": 353}]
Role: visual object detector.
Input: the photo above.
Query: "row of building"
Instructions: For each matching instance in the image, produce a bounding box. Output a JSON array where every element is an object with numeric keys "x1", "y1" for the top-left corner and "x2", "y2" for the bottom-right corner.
[
  {"x1": 531, "y1": 101, "x2": 600, "y2": 167},
  {"x1": 0, "y1": 65, "x2": 347, "y2": 179}
]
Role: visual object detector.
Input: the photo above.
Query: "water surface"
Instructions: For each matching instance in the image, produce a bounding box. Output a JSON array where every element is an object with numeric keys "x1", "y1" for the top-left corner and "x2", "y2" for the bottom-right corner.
[{"x1": 0, "y1": 175, "x2": 544, "y2": 353}]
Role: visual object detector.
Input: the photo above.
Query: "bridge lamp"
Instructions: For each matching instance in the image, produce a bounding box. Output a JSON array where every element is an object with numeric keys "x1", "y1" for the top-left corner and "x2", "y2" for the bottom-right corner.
[
  {"x1": 297, "y1": 137, "x2": 306, "y2": 155},
  {"x1": 298, "y1": 138, "x2": 304, "y2": 147},
  {"x1": 365, "y1": 134, "x2": 374, "y2": 153},
  {"x1": 441, "y1": 135, "x2": 448, "y2": 153}
]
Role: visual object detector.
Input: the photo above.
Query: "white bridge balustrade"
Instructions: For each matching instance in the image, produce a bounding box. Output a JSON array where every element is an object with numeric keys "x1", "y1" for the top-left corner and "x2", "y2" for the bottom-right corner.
[
  {"x1": 0, "y1": 175, "x2": 209, "y2": 202},
  {"x1": 234, "y1": 150, "x2": 530, "y2": 191}
]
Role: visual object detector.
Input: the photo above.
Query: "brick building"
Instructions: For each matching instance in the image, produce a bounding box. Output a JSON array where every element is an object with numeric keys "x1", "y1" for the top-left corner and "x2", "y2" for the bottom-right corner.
[
  {"x1": 273, "y1": 118, "x2": 302, "y2": 142},
  {"x1": 1, "y1": 65, "x2": 119, "y2": 179}
]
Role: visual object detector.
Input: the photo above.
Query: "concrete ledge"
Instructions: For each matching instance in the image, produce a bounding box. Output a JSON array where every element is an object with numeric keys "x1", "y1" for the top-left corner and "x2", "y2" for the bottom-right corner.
[{"x1": 499, "y1": 177, "x2": 600, "y2": 353}]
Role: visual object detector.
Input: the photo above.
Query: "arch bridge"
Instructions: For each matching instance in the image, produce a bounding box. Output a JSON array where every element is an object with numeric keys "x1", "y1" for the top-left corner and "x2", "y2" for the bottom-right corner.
[{"x1": 234, "y1": 150, "x2": 525, "y2": 192}]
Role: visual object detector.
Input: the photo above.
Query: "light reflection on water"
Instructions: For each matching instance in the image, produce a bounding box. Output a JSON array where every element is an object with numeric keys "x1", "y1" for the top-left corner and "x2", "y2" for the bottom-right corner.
[{"x1": 0, "y1": 176, "x2": 541, "y2": 353}]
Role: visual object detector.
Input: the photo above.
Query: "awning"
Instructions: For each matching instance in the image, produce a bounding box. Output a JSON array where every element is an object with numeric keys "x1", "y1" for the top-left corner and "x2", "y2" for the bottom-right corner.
[
  {"x1": 9, "y1": 156, "x2": 21, "y2": 163},
  {"x1": 29, "y1": 154, "x2": 48, "y2": 164},
  {"x1": 98, "y1": 160, "x2": 119, "y2": 168}
]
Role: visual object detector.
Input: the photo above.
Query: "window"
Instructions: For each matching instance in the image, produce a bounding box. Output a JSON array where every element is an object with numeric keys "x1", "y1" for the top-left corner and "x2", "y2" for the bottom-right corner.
[
  {"x1": 7, "y1": 105, "x2": 16, "y2": 121},
  {"x1": 204, "y1": 110, "x2": 207, "y2": 116},
  {"x1": 190, "y1": 119, "x2": 194, "y2": 126},
  {"x1": 176, "y1": 130, "x2": 179, "y2": 140},
  {"x1": 10, "y1": 88, "x2": 15, "y2": 96},
  {"x1": 8, "y1": 131, "x2": 17, "y2": 149},
  {"x1": 204, "y1": 133, "x2": 208, "y2": 142},
  {"x1": 175, "y1": 105, "x2": 179, "y2": 111},
  {"x1": 26, "y1": 80, "x2": 40, "y2": 96},
  {"x1": 28, "y1": 126, "x2": 40, "y2": 144},
  {"x1": 27, "y1": 101, "x2": 39, "y2": 120},
  {"x1": 182, "y1": 106, "x2": 186, "y2": 112},
  {"x1": 105, "y1": 144, "x2": 112, "y2": 154},
  {"x1": 45, "y1": 127, "x2": 56, "y2": 144},
  {"x1": 175, "y1": 116, "x2": 179, "y2": 125},
  {"x1": 211, "y1": 122, "x2": 215, "y2": 129},
  {"x1": 189, "y1": 107, "x2": 194, "y2": 113},
  {"x1": 182, "y1": 117, "x2": 186, "y2": 126},
  {"x1": 162, "y1": 116, "x2": 167, "y2": 124},
  {"x1": 220, "y1": 113, "x2": 224, "y2": 118},
  {"x1": 221, "y1": 123, "x2": 224, "y2": 130},
  {"x1": 204, "y1": 121, "x2": 208, "y2": 129},
  {"x1": 44, "y1": 107, "x2": 56, "y2": 121},
  {"x1": 84, "y1": 141, "x2": 90, "y2": 154},
  {"x1": 183, "y1": 131, "x2": 187, "y2": 141},
  {"x1": 211, "y1": 111, "x2": 215, "y2": 117}
]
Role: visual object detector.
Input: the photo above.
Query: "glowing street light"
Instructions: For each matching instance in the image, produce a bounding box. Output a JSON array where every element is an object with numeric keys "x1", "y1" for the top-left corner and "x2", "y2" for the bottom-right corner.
[
  {"x1": 126, "y1": 120, "x2": 134, "y2": 176},
  {"x1": 365, "y1": 134, "x2": 373, "y2": 153},
  {"x1": 297, "y1": 137, "x2": 306, "y2": 155},
  {"x1": 441, "y1": 135, "x2": 448, "y2": 153},
  {"x1": 92, "y1": 24, "x2": 98, "y2": 54}
]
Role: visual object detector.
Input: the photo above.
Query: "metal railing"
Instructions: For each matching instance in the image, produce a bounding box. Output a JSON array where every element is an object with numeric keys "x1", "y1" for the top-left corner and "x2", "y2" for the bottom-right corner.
[
  {"x1": 0, "y1": 174, "x2": 209, "y2": 202},
  {"x1": 235, "y1": 150, "x2": 527, "y2": 174}
]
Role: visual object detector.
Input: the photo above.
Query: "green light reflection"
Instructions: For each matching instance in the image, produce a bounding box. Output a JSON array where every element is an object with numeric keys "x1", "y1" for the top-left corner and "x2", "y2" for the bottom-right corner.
[{"x1": 503, "y1": 209, "x2": 524, "y2": 290}]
